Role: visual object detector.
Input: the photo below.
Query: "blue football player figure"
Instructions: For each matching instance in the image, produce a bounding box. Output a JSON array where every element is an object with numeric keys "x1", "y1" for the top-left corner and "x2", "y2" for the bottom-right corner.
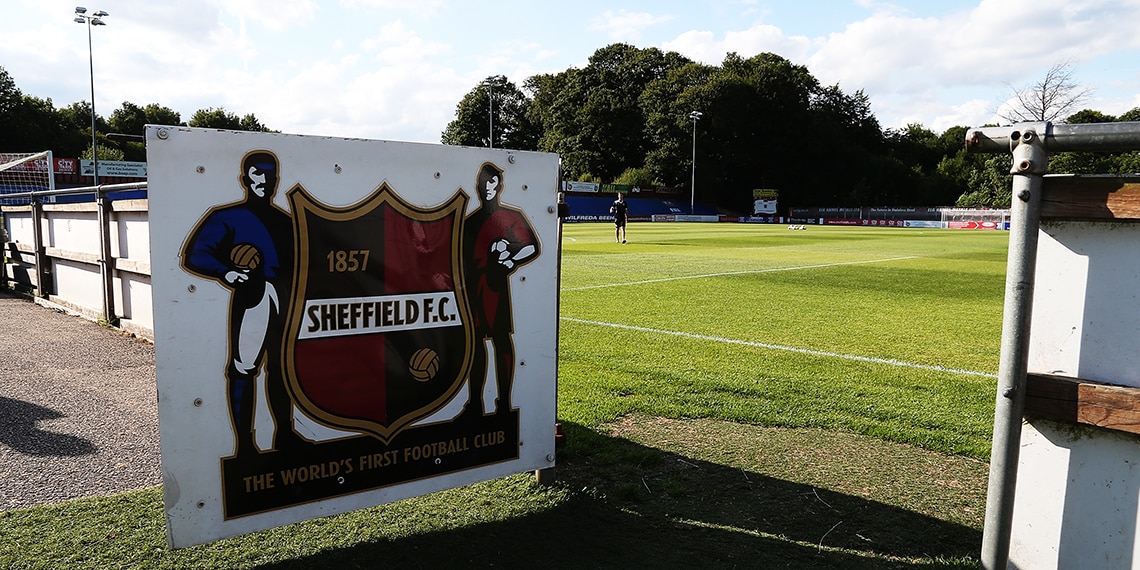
[{"x1": 181, "y1": 150, "x2": 301, "y2": 457}]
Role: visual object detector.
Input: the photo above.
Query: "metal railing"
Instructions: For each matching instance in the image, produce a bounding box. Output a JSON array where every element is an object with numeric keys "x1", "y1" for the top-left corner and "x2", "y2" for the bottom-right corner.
[
  {"x1": 1, "y1": 182, "x2": 148, "y2": 325},
  {"x1": 966, "y1": 121, "x2": 1140, "y2": 569}
]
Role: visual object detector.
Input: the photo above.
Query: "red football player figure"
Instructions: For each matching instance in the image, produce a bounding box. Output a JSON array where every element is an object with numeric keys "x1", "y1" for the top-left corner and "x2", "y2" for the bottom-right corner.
[{"x1": 462, "y1": 162, "x2": 539, "y2": 417}]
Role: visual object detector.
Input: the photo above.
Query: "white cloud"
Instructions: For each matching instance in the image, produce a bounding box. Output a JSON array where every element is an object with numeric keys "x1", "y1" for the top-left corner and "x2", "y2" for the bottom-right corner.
[
  {"x1": 661, "y1": 24, "x2": 814, "y2": 66},
  {"x1": 365, "y1": 20, "x2": 453, "y2": 64},
  {"x1": 217, "y1": 0, "x2": 321, "y2": 32},
  {"x1": 338, "y1": 0, "x2": 445, "y2": 16},
  {"x1": 589, "y1": 9, "x2": 674, "y2": 42}
]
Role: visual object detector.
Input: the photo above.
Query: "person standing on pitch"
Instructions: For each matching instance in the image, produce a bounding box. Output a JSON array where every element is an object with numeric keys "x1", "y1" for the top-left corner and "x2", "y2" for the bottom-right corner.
[{"x1": 610, "y1": 192, "x2": 629, "y2": 243}]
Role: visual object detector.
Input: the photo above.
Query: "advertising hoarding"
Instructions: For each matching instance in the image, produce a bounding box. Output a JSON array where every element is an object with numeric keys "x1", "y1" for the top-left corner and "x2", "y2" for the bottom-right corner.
[{"x1": 147, "y1": 126, "x2": 560, "y2": 548}]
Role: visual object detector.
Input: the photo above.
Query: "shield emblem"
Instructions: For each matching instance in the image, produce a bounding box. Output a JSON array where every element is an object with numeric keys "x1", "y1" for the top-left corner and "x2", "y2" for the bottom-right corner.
[{"x1": 284, "y1": 183, "x2": 472, "y2": 443}]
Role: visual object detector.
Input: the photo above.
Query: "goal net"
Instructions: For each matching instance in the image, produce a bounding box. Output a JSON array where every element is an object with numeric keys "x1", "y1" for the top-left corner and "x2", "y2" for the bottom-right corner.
[
  {"x1": 0, "y1": 151, "x2": 55, "y2": 205},
  {"x1": 940, "y1": 208, "x2": 1010, "y2": 230}
]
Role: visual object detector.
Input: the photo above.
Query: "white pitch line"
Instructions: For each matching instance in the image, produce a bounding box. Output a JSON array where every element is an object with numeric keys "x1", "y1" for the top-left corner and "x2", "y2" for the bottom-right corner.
[
  {"x1": 561, "y1": 317, "x2": 996, "y2": 378},
  {"x1": 563, "y1": 256, "x2": 919, "y2": 291}
]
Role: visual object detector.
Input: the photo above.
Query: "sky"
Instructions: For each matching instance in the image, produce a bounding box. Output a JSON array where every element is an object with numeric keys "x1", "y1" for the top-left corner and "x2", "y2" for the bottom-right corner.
[{"x1": 3, "y1": 0, "x2": 1140, "y2": 146}]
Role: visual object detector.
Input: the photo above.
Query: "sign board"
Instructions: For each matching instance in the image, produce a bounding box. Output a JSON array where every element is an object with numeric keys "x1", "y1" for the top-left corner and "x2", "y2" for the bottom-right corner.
[
  {"x1": 752, "y1": 189, "x2": 778, "y2": 215},
  {"x1": 80, "y1": 159, "x2": 147, "y2": 178},
  {"x1": 562, "y1": 181, "x2": 598, "y2": 193},
  {"x1": 147, "y1": 126, "x2": 560, "y2": 548},
  {"x1": 3, "y1": 156, "x2": 78, "y2": 174}
]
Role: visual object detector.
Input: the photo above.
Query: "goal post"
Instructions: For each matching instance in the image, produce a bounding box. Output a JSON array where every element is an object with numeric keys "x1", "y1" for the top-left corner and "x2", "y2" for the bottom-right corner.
[
  {"x1": 0, "y1": 151, "x2": 56, "y2": 292},
  {"x1": 940, "y1": 207, "x2": 1010, "y2": 230},
  {"x1": 0, "y1": 151, "x2": 56, "y2": 205}
]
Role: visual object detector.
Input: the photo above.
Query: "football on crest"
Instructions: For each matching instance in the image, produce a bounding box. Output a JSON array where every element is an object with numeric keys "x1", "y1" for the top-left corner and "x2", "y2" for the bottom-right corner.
[
  {"x1": 229, "y1": 243, "x2": 262, "y2": 271},
  {"x1": 408, "y1": 347, "x2": 440, "y2": 382}
]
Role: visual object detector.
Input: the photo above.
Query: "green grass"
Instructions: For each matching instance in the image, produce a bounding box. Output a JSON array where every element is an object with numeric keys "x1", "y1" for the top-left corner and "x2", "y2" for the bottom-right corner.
[
  {"x1": 0, "y1": 223, "x2": 1007, "y2": 568},
  {"x1": 559, "y1": 223, "x2": 1005, "y2": 459}
]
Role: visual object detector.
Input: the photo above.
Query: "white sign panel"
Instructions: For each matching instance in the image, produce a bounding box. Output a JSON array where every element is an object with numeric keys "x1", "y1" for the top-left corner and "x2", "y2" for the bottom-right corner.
[
  {"x1": 80, "y1": 159, "x2": 148, "y2": 177},
  {"x1": 147, "y1": 126, "x2": 560, "y2": 548}
]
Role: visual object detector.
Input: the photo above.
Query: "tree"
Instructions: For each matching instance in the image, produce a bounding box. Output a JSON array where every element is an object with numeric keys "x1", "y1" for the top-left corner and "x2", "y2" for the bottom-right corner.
[
  {"x1": 109, "y1": 101, "x2": 148, "y2": 136},
  {"x1": 999, "y1": 59, "x2": 1093, "y2": 124},
  {"x1": 441, "y1": 75, "x2": 539, "y2": 150},
  {"x1": 189, "y1": 107, "x2": 271, "y2": 131},
  {"x1": 145, "y1": 103, "x2": 183, "y2": 127},
  {"x1": 81, "y1": 142, "x2": 124, "y2": 162},
  {"x1": 529, "y1": 44, "x2": 692, "y2": 181},
  {"x1": 105, "y1": 101, "x2": 184, "y2": 161},
  {"x1": 0, "y1": 66, "x2": 78, "y2": 154},
  {"x1": 945, "y1": 152, "x2": 1012, "y2": 208},
  {"x1": 239, "y1": 113, "x2": 272, "y2": 132},
  {"x1": 640, "y1": 61, "x2": 715, "y2": 190},
  {"x1": 613, "y1": 167, "x2": 657, "y2": 186}
]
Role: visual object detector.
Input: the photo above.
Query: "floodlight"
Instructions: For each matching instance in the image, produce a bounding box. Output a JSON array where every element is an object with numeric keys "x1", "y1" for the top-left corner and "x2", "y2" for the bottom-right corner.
[{"x1": 75, "y1": 6, "x2": 87, "y2": 14}]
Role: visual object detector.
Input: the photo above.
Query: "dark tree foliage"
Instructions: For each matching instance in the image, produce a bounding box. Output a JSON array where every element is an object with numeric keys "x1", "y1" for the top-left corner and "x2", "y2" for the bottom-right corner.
[
  {"x1": 530, "y1": 44, "x2": 693, "y2": 181},
  {"x1": 106, "y1": 102, "x2": 184, "y2": 161},
  {"x1": 0, "y1": 66, "x2": 84, "y2": 155},
  {"x1": 2, "y1": 64, "x2": 274, "y2": 162},
  {"x1": 8, "y1": 50, "x2": 1137, "y2": 211},
  {"x1": 186, "y1": 107, "x2": 272, "y2": 133},
  {"x1": 441, "y1": 75, "x2": 539, "y2": 150}
]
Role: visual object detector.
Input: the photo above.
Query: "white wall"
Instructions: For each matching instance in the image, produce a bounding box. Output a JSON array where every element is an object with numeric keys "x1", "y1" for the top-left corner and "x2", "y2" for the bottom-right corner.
[
  {"x1": 1012, "y1": 220, "x2": 1140, "y2": 569},
  {"x1": 1, "y1": 199, "x2": 152, "y2": 337}
]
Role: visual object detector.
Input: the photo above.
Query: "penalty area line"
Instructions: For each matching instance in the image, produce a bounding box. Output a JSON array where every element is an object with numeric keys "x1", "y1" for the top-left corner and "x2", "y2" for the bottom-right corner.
[
  {"x1": 562, "y1": 256, "x2": 919, "y2": 292},
  {"x1": 561, "y1": 317, "x2": 995, "y2": 378}
]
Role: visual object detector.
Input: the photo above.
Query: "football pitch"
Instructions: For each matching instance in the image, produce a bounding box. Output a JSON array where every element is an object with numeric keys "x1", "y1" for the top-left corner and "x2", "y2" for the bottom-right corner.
[
  {"x1": 0, "y1": 222, "x2": 1003, "y2": 569},
  {"x1": 556, "y1": 222, "x2": 1009, "y2": 460}
]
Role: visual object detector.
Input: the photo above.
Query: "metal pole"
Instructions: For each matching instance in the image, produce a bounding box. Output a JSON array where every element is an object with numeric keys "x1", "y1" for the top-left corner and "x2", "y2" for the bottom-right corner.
[
  {"x1": 968, "y1": 120, "x2": 1140, "y2": 153},
  {"x1": 978, "y1": 124, "x2": 1049, "y2": 570},
  {"x1": 30, "y1": 198, "x2": 47, "y2": 298},
  {"x1": 690, "y1": 111, "x2": 701, "y2": 214},
  {"x1": 487, "y1": 78, "x2": 494, "y2": 149},
  {"x1": 85, "y1": 17, "x2": 99, "y2": 187},
  {"x1": 96, "y1": 186, "x2": 117, "y2": 325}
]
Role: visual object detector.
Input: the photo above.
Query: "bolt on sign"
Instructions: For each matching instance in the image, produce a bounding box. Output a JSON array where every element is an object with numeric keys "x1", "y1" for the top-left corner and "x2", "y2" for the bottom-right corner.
[{"x1": 147, "y1": 126, "x2": 561, "y2": 548}]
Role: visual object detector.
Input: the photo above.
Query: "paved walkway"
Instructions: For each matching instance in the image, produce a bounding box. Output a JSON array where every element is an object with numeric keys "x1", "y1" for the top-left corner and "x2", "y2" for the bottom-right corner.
[{"x1": 0, "y1": 291, "x2": 161, "y2": 511}]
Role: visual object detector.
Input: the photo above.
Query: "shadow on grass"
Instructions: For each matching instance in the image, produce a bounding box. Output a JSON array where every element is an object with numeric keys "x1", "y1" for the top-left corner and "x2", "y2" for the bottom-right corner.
[{"x1": 256, "y1": 422, "x2": 980, "y2": 569}]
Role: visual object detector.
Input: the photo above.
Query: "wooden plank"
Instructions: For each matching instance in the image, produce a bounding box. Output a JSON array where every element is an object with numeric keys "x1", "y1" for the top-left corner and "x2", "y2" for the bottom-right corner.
[
  {"x1": 1026, "y1": 373, "x2": 1140, "y2": 435},
  {"x1": 1042, "y1": 176, "x2": 1140, "y2": 220},
  {"x1": 1024, "y1": 373, "x2": 1079, "y2": 422},
  {"x1": 1078, "y1": 384, "x2": 1140, "y2": 433}
]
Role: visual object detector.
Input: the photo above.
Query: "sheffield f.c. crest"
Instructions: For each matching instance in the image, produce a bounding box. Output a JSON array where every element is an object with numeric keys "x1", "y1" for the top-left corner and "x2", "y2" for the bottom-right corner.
[{"x1": 284, "y1": 184, "x2": 473, "y2": 443}]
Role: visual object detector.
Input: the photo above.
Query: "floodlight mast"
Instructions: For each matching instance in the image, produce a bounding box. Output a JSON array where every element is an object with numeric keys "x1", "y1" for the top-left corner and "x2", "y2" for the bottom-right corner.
[
  {"x1": 74, "y1": 6, "x2": 108, "y2": 185},
  {"x1": 689, "y1": 110, "x2": 702, "y2": 215},
  {"x1": 74, "y1": 6, "x2": 117, "y2": 326},
  {"x1": 482, "y1": 77, "x2": 495, "y2": 148}
]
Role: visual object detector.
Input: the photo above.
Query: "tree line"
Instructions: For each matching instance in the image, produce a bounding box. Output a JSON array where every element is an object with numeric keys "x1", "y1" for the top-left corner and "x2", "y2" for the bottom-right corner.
[
  {"x1": 444, "y1": 45, "x2": 1140, "y2": 211},
  {"x1": 0, "y1": 65, "x2": 270, "y2": 164},
  {"x1": 5, "y1": 45, "x2": 1140, "y2": 210}
]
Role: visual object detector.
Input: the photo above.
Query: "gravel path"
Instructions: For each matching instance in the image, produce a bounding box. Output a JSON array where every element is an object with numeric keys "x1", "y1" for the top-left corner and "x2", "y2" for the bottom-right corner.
[{"x1": 0, "y1": 291, "x2": 161, "y2": 511}]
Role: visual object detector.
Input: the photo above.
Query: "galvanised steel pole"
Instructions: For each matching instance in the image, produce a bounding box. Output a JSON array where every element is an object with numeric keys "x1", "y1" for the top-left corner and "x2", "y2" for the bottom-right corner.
[
  {"x1": 967, "y1": 121, "x2": 1140, "y2": 154},
  {"x1": 972, "y1": 124, "x2": 1048, "y2": 570},
  {"x1": 965, "y1": 120, "x2": 1140, "y2": 568}
]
